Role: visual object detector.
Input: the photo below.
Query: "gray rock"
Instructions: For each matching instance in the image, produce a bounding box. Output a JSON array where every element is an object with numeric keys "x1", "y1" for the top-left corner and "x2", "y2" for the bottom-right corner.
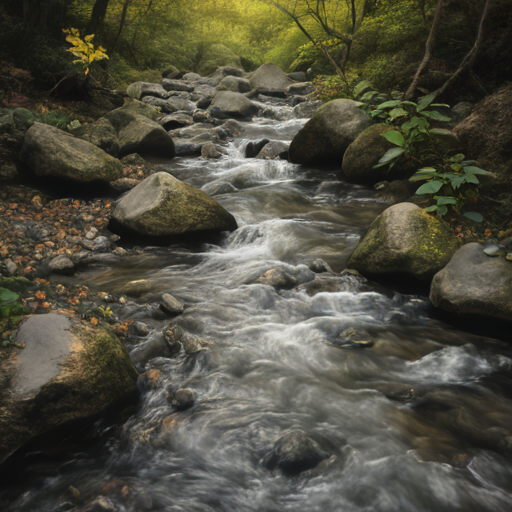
[
  {"x1": 183, "y1": 72, "x2": 201, "y2": 82},
  {"x1": 286, "y1": 82, "x2": 315, "y2": 96},
  {"x1": 201, "y1": 181, "x2": 238, "y2": 196},
  {"x1": 192, "y1": 110, "x2": 211, "y2": 123},
  {"x1": 162, "y1": 324, "x2": 185, "y2": 356},
  {"x1": 289, "y1": 99, "x2": 372, "y2": 165},
  {"x1": 209, "y1": 91, "x2": 259, "y2": 119},
  {"x1": 93, "y1": 236, "x2": 111, "y2": 252},
  {"x1": 161, "y1": 79, "x2": 195, "y2": 93},
  {"x1": 347, "y1": 203, "x2": 461, "y2": 281},
  {"x1": 159, "y1": 113, "x2": 193, "y2": 130},
  {"x1": 249, "y1": 63, "x2": 293, "y2": 97},
  {"x1": 133, "y1": 321, "x2": 151, "y2": 336},
  {"x1": 160, "y1": 293, "x2": 185, "y2": 315},
  {"x1": 309, "y1": 258, "x2": 332, "y2": 273},
  {"x1": 22, "y1": 123, "x2": 123, "y2": 182},
  {"x1": 288, "y1": 71, "x2": 308, "y2": 82},
  {"x1": 217, "y1": 76, "x2": 252, "y2": 93},
  {"x1": 262, "y1": 430, "x2": 326, "y2": 475},
  {"x1": 245, "y1": 139, "x2": 270, "y2": 158},
  {"x1": 256, "y1": 140, "x2": 289, "y2": 160},
  {"x1": 74, "y1": 117, "x2": 120, "y2": 157},
  {"x1": 0, "y1": 314, "x2": 138, "y2": 464},
  {"x1": 191, "y1": 83, "x2": 217, "y2": 103},
  {"x1": 126, "y1": 82, "x2": 168, "y2": 100},
  {"x1": 430, "y1": 243, "x2": 512, "y2": 321},
  {"x1": 201, "y1": 142, "x2": 222, "y2": 159},
  {"x1": 48, "y1": 254, "x2": 75, "y2": 273},
  {"x1": 255, "y1": 268, "x2": 298, "y2": 290},
  {"x1": 112, "y1": 172, "x2": 238, "y2": 237},
  {"x1": 292, "y1": 100, "x2": 323, "y2": 119},
  {"x1": 175, "y1": 142, "x2": 203, "y2": 156}
]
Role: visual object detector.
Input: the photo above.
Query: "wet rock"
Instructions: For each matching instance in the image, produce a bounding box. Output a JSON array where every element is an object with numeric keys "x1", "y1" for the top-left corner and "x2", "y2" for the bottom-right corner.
[
  {"x1": 245, "y1": 138, "x2": 270, "y2": 158},
  {"x1": 286, "y1": 82, "x2": 314, "y2": 96},
  {"x1": 430, "y1": 242, "x2": 512, "y2": 321},
  {"x1": 372, "y1": 382, "x2": 416, "y2": 401},
  {"x1": 292, "y1": 100, "x2": 323, "y2": 119},
  {"x1": 171, "y1": 388, "x2": 195, "y2": 410},
  {"x1": 255, "y1": 268, "x2": 298, "y2": 290},
  {"x1": 131, "y1": 333, "x2": 176, "y2": 366},
  {"x1": 347, "y1": 203, "x2": 461, "y2": 281},
  {"x1": 0, "y1": 314, "x2": 138, "y2": 465},
  {"x1": 175, "y1": 142, "x2": 203, "y2": 156},
  {"x1": 112, "y1": 172, "x2": 238, "y2": 237},
  {"x1": 192, "y1": 110, "x2": 211, "y2": 123},
  {"x1": 262, "y1": 429, "x2": 326, "y2": 475},
  {"x1": 137, "y1": 369, "x2": 161, "y2": 391},
  {"x1": 249, "y1": 63, "x2": 293, "y2": 97},
  {"x1": 201, "y1": 141, "x2": 222, "y2": 159},
  {"x1": 123, "y1": 279, "x2": 154, "y2": 297},
  {"x1": 161, "y1": 79, "x2": 195, "y2": 93},
  {"x1": 133, "y1": 321, "x2": 151, "y2": 336},
  {"x1": 22, "y1": 122, "x2": 123, "y2": 182},
  {"x1": 217, "y1": 75, "x2": 252, "y2": 93},
  {"x1": 256, "y1": 140, "x2": 289, "y2": 160},
  {"x1": 315, "y1": 180, "x2": 353, "y2": 196},
  {"x1": 289, "y1": 99, "x2": 372, "y2": 165},
  {"x1": 126, "y1": 82, "x2": 168, "y2": 100},
  {"x1": 162, "y1": 324, "x2": 185, "y2": 356},
  {"x1": 309, "y1": 258, "x2": 333, "y2": 273},
  {"x1": 93, "y1": 236, "x2": 111, "y2": 252},
  {"x1": 79, "y1": 496, "x2": 117, "y2": 512},
  {"x1": 209, "y1": 91, "x2": 259, "y2": 119},
  {"x1": 48, "y1": 254, "x2": 75, "y2": 273},
  {"x1": 332, "y1": 327, "x2": 374, "y2": 348},
  {"x1": 160, "y1": 293, "x2": 185, "y2": 315},
  {"x1": 159, "y1": 113, "x2": 193, "y2": 130},
  {"x1": 202, "y1": 180, "x2": 238, "y2": 196},
  {"x1": 342, "y1": 124, "x2": 400, "y2": 185}
]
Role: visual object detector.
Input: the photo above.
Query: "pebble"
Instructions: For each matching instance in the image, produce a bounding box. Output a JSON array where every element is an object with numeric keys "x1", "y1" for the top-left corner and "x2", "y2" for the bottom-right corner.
[
  {"x1": 48, "y1": 254, "x2": 75, "y2": 272},
  {"x1": 160, "y1": 293, "x2": 185, "y2": 315},
  {"x1": 85, "y1": 227, "x2": 98, "y2": 240},
  {"x1": 5, "y1": 258, "x2": 18, "y2": 275},
  {"x1": 93, "y1": 236, "x2": 111, "y2": 252},
  {"x1": 113, "y1": 247, "x2": 127, "y2": 256},
  {"x1": 124, "y1": 279, "x2": 153, "y2": 297},
  {"x1": 171, "y1": 388, "x2": 195, "y2": 410},
  {"x1": 133, "y1": 321, "x2": 151, "y2": 336},
  {"x1": 309, "y1": 258, "x2": 333, "y2": 273}
]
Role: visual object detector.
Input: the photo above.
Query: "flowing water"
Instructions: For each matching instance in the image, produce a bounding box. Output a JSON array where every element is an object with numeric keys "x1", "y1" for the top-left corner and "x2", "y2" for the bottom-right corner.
[{"x1": 3, "y1": 97, "x2": 512, "y2": 512}]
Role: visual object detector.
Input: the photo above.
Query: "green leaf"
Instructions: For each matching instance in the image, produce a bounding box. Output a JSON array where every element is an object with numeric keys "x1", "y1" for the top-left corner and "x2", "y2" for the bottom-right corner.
[
  {"x1": 436, "y1": 197, "x2": 458, "y2": 206},
  {"x1": 0, "y1": 288, "x2": 19, "y2": 304},
  {"x1": 409, "y1": 168, "x2": 439, "y2": 182},
  {"x1": 417, "y1": 93, "x2": 436, "y2": 112},
  {"x1": 373, "y1": 147, "x2": 405, "y2": 168},
  {"x1": 416, "y1": 180, "x2": 444, "y2": 195},
  {"x1": 381, "y1": 130, "x2": 405, "y2": 147},
  {"x1": 401, "y1": 116, "x2": 422, "y2": 132},
  {"x1": 376, "y1": 100, "x2": 401, "y2": 109},
  {"x1": 360, "y1": 91, "x2": 378, "y2": 102},
  {"x1": 421, "y1": 110, "x2": 452, "y2": 122},
  {"x1": 465, "y1": 174, "x2": 480, "y2": 184},
  {"x1": 463, "y1": 166, "x2": 493, "y2": 176},
  {"x1": 463, "y1": 212, "x2": 484, "y2": 222},
  {"x1": 430, "y1": 103, "x2": 450, "y2": 108},
  {"x1": 451, "y1": 176, "x2": 466, "y2": 189},
  {"x1": 389, "y1": 108, "x2": 408, "y2": 120},
  {"x1": 450, "y1": 163, "x2": 462, "y2": 172},
  {"x1": 354, "y1": 80, "x2": 374, "y2": 98},
  {"x1": 430, "y1": 128, "x2": 453, "y2": 137},
  {"x1": 437, "y1": 205, "x2": 448, "y2": 216},
  {"x1": 425, "y1": 205, "x2": 438, "y2": 212}
]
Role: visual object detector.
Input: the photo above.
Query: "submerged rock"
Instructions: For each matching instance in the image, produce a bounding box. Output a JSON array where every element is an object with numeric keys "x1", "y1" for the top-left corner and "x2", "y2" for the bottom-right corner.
[
  {"x1": 171, "y1": 389, "x2": 195, "y2": 410},
  {"x1": 289, "y1": 99, "x2": 371, "y2": 165},
  {"x1": 262, "y1": 429, "x2": 326, "y2": 475},
  {"x1": 255, "y1": 268, "x2": 298, "y2": 290},
  {"x1": 430, "y1": 242, "x2": 512, "y2": 321},
  {"x1": 22, "y1": 122, "x2": 123, "y2": 182},
  {"x1": 112, "y1": 172, "x2": 238, "y2": 237},
  {"x1": 0, "y1": 314, "x2": 138, "y2": 465},
  {"x1": 347, "y1": 203, "x2": 461, "y2": 281}
]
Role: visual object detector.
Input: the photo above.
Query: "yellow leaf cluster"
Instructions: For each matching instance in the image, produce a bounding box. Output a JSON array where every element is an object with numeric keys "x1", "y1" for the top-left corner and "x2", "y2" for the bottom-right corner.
[{"x1": 63, "y1": 28, "x2": 108, "y2": 75}]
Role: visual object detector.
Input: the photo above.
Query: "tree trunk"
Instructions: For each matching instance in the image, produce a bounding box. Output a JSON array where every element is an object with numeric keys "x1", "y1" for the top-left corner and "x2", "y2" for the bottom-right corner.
[
  {"x1": 86, "y1": 0, "x2": 110, "y2": 36},
  {"x1": 405, "y1": 0, "x2": 444, "y2": 100},
  {"x1": 435, "y1": 0, "x2": 492, "y2": 97},
  {"x1": 110, "y1": 0, "x2": 131, "y2": 53}
]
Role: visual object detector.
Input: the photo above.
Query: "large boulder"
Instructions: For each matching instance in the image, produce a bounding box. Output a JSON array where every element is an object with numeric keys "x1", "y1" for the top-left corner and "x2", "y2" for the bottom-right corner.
[
  {"x1": 112, "y1": 171, "x2": 238, "y2": 236},
  {"x1": 0, "y1": 314, "x2": 138, "y2": 465},
  {"x1": 430, "y1": 243, "x2": 512, "y2": 321},
  {"x1": 22, "y1": 122, "x2": 123, "y2": 182},
  {"x1": 249, "y1": 63, "x2": 293, "y2": 97},
  {"x1": 347, "y1": 203, "x2": 461, "y2": 281},
  {"x1": 74, "y1": 117, "x2": 120, "y2": 157},
  {"x1": 210, "y1": 91, "x2": 259, "y2": 119},
  {"x1": 342, "y1": 124, "x2": 398, "y2": 185},
  {"x1": 161, "y1": 79, "x2": 195, "y2": 93},
  {"x1": 289, "y1": 99, "x2": 372, "y2": 165},
  {"x1": 126, "y1": 82, "x2": 168, "y2": 100},
  {"x1": 217, "y1": 76, "x2": 252, "y2": 93},
  {"x1": 105, "y1": 103, "x2": 175, "y2": 158}
]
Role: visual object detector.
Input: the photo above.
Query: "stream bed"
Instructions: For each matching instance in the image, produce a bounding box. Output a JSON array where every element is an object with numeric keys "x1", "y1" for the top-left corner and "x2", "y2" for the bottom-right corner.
[{"x1": 2, "y1": 98, "x2": 512, "y2": 512}]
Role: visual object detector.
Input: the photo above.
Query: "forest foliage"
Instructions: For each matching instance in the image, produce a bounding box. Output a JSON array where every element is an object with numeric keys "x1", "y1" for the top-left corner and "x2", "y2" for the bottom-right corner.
[{"x1": 0, "y1": 0, "x2": 510, "y2": 95}]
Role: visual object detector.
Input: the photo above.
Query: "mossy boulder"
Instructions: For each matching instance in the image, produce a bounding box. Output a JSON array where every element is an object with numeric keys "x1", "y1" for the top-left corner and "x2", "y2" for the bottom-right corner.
[
  {"x1": 430, "y1": 243, "x2": 512, "y2": 321},
  {"x1": 126, "y1": 82, "x2": 168, "y2": 100},
  {"x1": 0, "y1": 313, "x2": 138, "y2": 465},
  {"x1": 289, "y1": 99, "x2": 372, "y2": 166},
  {"x1": 347, "y1": 203, "x2": 461, "y2": 281},
  {"x1": 209, "y1": 91, "x2": 259, "y2": 119},
  {"x1": 22, "y1": 122, "x2": 123, "y2": 182},
  {"x1": 74, "y1": 117, "x2": 120, "y2": 157},
  {"x1": 112, "y1": 171, "x2": 238, "y2": 237},
  {"x1": 342, "y1": 124, "x2": 403, "y2": 185},
  {"x1": 217, "y1": 76, "x2": 252, "y2": 93}
]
